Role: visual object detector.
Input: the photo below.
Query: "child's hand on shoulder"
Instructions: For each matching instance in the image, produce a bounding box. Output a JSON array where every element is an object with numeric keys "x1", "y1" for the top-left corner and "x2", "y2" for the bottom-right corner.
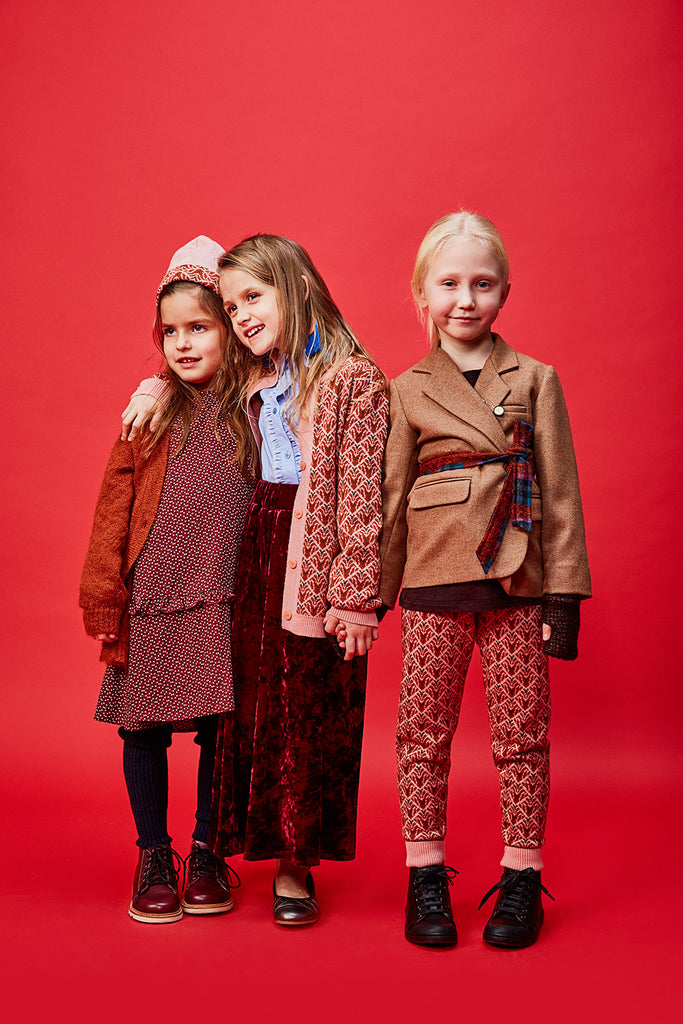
[
  {"x1": 93, "y1": 632, "x2": 118, "y2": 642},
  {"x1": 121, "y1": 395, "x2": 162, "y2": 441}
]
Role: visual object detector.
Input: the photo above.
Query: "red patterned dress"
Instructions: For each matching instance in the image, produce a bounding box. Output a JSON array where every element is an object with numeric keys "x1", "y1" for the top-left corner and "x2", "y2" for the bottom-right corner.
[{"x1": 95, "y1": 392, "x2": 254, "y2": 731}]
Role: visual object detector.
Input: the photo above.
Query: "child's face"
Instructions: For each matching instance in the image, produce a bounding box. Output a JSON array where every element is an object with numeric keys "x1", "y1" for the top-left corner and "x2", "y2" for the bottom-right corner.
[
  {"x1": 160, "y1": 289, "x2": 224, "y2": 386},
  {"x1": 419, "y1": 236, "x2": 509, "y2": 351},
  {"x1": 220, "y1": 268, "x2": 282, "y2": 357}
]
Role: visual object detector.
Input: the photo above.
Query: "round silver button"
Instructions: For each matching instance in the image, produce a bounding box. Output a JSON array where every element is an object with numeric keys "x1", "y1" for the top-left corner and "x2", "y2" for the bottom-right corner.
[{"x1": 493, "y1": 405, "x2": 505, "y2": 416}]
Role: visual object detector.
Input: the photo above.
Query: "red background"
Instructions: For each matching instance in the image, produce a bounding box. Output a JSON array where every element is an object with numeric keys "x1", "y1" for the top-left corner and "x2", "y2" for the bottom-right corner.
[{"x1": 1, "y1": 1, "x2": 681, "y2": 1020}]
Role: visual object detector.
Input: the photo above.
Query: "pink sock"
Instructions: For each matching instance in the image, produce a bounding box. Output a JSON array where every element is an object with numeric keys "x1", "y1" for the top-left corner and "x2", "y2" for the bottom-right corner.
[
  {"x1": 405, "y1": 840, "x2": 446, "y2": 867},
  {"x1": 500, "y1": 845, "x2": 544, "y2": 871}
]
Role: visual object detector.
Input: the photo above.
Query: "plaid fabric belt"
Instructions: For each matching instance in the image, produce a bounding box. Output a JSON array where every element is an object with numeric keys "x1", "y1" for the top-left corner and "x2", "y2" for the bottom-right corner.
[{"x1": 417, "y1": 420, "x2": 535, "y2": 573}]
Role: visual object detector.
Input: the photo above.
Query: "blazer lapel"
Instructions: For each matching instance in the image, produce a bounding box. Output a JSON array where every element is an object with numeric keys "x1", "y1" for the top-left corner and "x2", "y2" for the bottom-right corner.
[
  {"x1": 473, "y1": 337, "x2": 519, "y2": 446},
  {"x1": 421, "y1": 344, "x2": 510, "y2": 451},
  {"x1": 486, "y1": 334, "x2": 519, "y2": 382}
]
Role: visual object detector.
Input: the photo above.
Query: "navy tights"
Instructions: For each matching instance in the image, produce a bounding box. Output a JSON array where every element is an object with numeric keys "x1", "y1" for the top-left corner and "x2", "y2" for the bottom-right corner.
[{"x1": 120, "y1": 715, "x2": 219, "y2": 848}]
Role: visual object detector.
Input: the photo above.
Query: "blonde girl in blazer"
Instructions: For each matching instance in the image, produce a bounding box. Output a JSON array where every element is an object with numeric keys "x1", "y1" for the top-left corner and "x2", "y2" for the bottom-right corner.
[{"x1": 380, "y1": 212, "x2": 590, "y2": 949}]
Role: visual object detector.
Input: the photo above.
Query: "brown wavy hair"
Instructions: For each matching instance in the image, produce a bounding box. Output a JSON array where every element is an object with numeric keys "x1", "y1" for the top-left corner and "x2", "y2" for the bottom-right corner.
[
  {"x1": 217, "y1": 234, "x2": 384, "y2": 475},
  {"x1": 144, "y1": 280, "x2": 255, "y2": 476}
]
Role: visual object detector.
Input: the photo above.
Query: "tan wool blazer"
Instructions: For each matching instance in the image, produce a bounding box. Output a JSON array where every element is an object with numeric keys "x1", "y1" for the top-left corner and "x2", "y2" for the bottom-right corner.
[{"x1": 379, "y1": 336, "x2": 591, "y2": 606}]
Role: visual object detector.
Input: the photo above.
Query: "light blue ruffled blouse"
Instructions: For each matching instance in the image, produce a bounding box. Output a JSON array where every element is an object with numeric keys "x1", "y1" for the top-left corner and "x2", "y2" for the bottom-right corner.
[{"x1": 258, "y1": 326, "x2": 321, "y2": 485}]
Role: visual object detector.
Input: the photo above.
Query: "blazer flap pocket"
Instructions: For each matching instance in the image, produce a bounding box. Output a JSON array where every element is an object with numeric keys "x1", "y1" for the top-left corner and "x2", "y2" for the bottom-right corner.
[{"x1": 409, "y1": 474, "x2": 471, "y2": 510}]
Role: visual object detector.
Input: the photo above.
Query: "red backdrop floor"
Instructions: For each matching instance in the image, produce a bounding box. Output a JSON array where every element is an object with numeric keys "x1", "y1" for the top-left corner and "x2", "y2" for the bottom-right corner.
[
  {"x1": 2, "y1": 1, "x2": 681, "y2": 1020},
  {"x1": 2, "y1": 638, "x2": 679, "y2": 1024}
]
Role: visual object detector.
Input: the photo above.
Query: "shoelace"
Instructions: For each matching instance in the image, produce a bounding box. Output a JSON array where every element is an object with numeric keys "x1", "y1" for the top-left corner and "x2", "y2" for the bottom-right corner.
[
  {"x1": 415, "y1": 866, "x2": 459, "y2": 915},
  {"x1": 139, "y1": 845, "x2": 185, "y2": 895},
  {"x1": 185, "y1": 847, "x2": 241, "y2": 889},
  {"x1": 478, "y1": 869, "x2": 555, "y2": 915}
]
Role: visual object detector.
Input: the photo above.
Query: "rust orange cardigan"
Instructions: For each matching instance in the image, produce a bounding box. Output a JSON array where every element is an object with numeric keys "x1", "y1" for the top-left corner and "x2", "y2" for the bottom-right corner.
[{"x1": 80, "y1": 432, "x2": 170, "y2": 667}]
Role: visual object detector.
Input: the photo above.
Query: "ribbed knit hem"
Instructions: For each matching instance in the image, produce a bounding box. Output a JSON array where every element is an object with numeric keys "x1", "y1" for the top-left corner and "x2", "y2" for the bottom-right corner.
[
  {"x1": 406, "y1": 840, "x2": 445, "y2": 867},
  {"x1": 328, "y1": 606, "x2": 379, "y2": 629},
  {"x1": 501, "y1": 845, "x2": 544, "y2": 871},
  {"x1": 82, "y1": 606, "x2": 122, "y2": 636},
  {"x1": 132, "y1": 375, "x2": 168, "y2": 402},
  {"x1": 281, "y1": 612, "x2": 327, "y2": 638}
]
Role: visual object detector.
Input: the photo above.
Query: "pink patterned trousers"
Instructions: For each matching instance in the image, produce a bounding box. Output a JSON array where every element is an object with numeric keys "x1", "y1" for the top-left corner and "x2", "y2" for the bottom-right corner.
[{"x1": 397, "y1": 605, "x2": 550, "y2": 849}]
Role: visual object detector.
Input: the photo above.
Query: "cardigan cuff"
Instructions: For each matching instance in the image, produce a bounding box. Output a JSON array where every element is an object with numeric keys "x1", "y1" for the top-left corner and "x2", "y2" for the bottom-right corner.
[
  {"x1": 328, "y1": 606, "x2": 379, "y2": 629},
  {"x1": 131, "y1": 375, "x2": 169, "y2": 403},
  {"x1": 82, "y1": 606, "x2": 122, "y2": 637}
]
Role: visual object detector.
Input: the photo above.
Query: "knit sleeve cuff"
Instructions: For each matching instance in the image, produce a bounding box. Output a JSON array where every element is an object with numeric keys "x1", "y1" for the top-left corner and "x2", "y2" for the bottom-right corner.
[
  {"x1": 131, "y1": 375, "x2": 169, "y2": 402},
  {"x1": 328, "y1": 606, "x2": 379, "y2": 629},
  {"x1": 542, "y1": 595, "x2": 581, "y2": 661},
  {"x1": 82, "y1": 607, "x2": 122, "y2": 637}
]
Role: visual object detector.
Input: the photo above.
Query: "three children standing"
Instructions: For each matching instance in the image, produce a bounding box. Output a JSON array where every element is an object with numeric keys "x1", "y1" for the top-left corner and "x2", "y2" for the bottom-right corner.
[{"x1": 81, "y1": 213, "x2": 590, "y2": 948}]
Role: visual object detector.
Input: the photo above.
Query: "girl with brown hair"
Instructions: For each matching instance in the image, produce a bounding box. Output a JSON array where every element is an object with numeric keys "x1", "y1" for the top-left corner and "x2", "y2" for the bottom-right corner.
[{"x1": 81, "y1": 237, "x2": 254, "y2": 924}]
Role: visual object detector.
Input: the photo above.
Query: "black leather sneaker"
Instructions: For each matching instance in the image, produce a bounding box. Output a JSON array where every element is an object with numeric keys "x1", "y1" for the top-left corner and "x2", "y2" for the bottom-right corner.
[
  {"x1": 479, "y1": 867, "x2": 554, "y2": 948},
  {"x1": 405, "y1": 864, "x2": 458, "y2": 947}
]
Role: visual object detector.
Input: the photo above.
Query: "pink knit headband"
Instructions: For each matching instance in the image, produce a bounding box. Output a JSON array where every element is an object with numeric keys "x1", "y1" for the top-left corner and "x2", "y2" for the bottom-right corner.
[
  {"x1": 153, "y1": 235, "x2": 225, "y2": 346},
  {"x1": 156, "y1": 262, "x2": 220, "y2": 300}
]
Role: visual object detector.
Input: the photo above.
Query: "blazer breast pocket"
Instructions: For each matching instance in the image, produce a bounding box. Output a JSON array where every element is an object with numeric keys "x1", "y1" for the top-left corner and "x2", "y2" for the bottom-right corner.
[
  {"x1": 408, "y1": 473, "x2": 471, "y2": 510},
  {"x1": 502, "y1": 404, "x2": 530, "y2": 421}
]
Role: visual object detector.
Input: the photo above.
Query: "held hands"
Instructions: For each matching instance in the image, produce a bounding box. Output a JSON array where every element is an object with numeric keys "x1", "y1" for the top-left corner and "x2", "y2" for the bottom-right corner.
[
  {"x1": 121, "y1": 394, "x2": 163, "y2": 441},
  {"x1": 94, "y1": 621, "x2": 544, "y2": 653},
  {"x1": 323, "y1": 612, "x2": 379, "y2": 661},
  {"x1": 92, "y1": 617, "x2": 549, "y2": 656}
]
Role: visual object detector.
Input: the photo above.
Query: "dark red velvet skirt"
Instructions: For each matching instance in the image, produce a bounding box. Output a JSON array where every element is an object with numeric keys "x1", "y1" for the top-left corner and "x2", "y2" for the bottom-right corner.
[{"x1": 210, "y1": 481, "x2": 368, "y2": 865}]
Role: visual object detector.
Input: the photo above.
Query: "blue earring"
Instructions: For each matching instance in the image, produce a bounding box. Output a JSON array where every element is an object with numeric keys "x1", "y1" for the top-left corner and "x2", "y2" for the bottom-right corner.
[{"x1": 305, "y1": 323, "x2": 321, "y2": 356}]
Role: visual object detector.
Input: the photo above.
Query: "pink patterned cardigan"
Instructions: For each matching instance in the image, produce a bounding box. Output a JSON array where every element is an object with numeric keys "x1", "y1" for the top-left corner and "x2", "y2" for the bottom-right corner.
[{"x1": 136, "y1": 356, "x2": 389, "y2": 637}]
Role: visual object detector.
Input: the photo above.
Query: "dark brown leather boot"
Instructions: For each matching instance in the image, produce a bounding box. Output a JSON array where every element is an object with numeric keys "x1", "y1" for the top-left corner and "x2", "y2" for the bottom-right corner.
[
  {"x1": 479, "y1": 867, "x2": 555, "y2": 948},
  {"x1": 404, "y1": 865, "x2": 458, "y2": 946},
  {"x1": 129, "y1": 844, "x2": 183, "y2": 924},
  {"x1": 182, "y1": 841, "x2": 239, "y2": 915}
]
